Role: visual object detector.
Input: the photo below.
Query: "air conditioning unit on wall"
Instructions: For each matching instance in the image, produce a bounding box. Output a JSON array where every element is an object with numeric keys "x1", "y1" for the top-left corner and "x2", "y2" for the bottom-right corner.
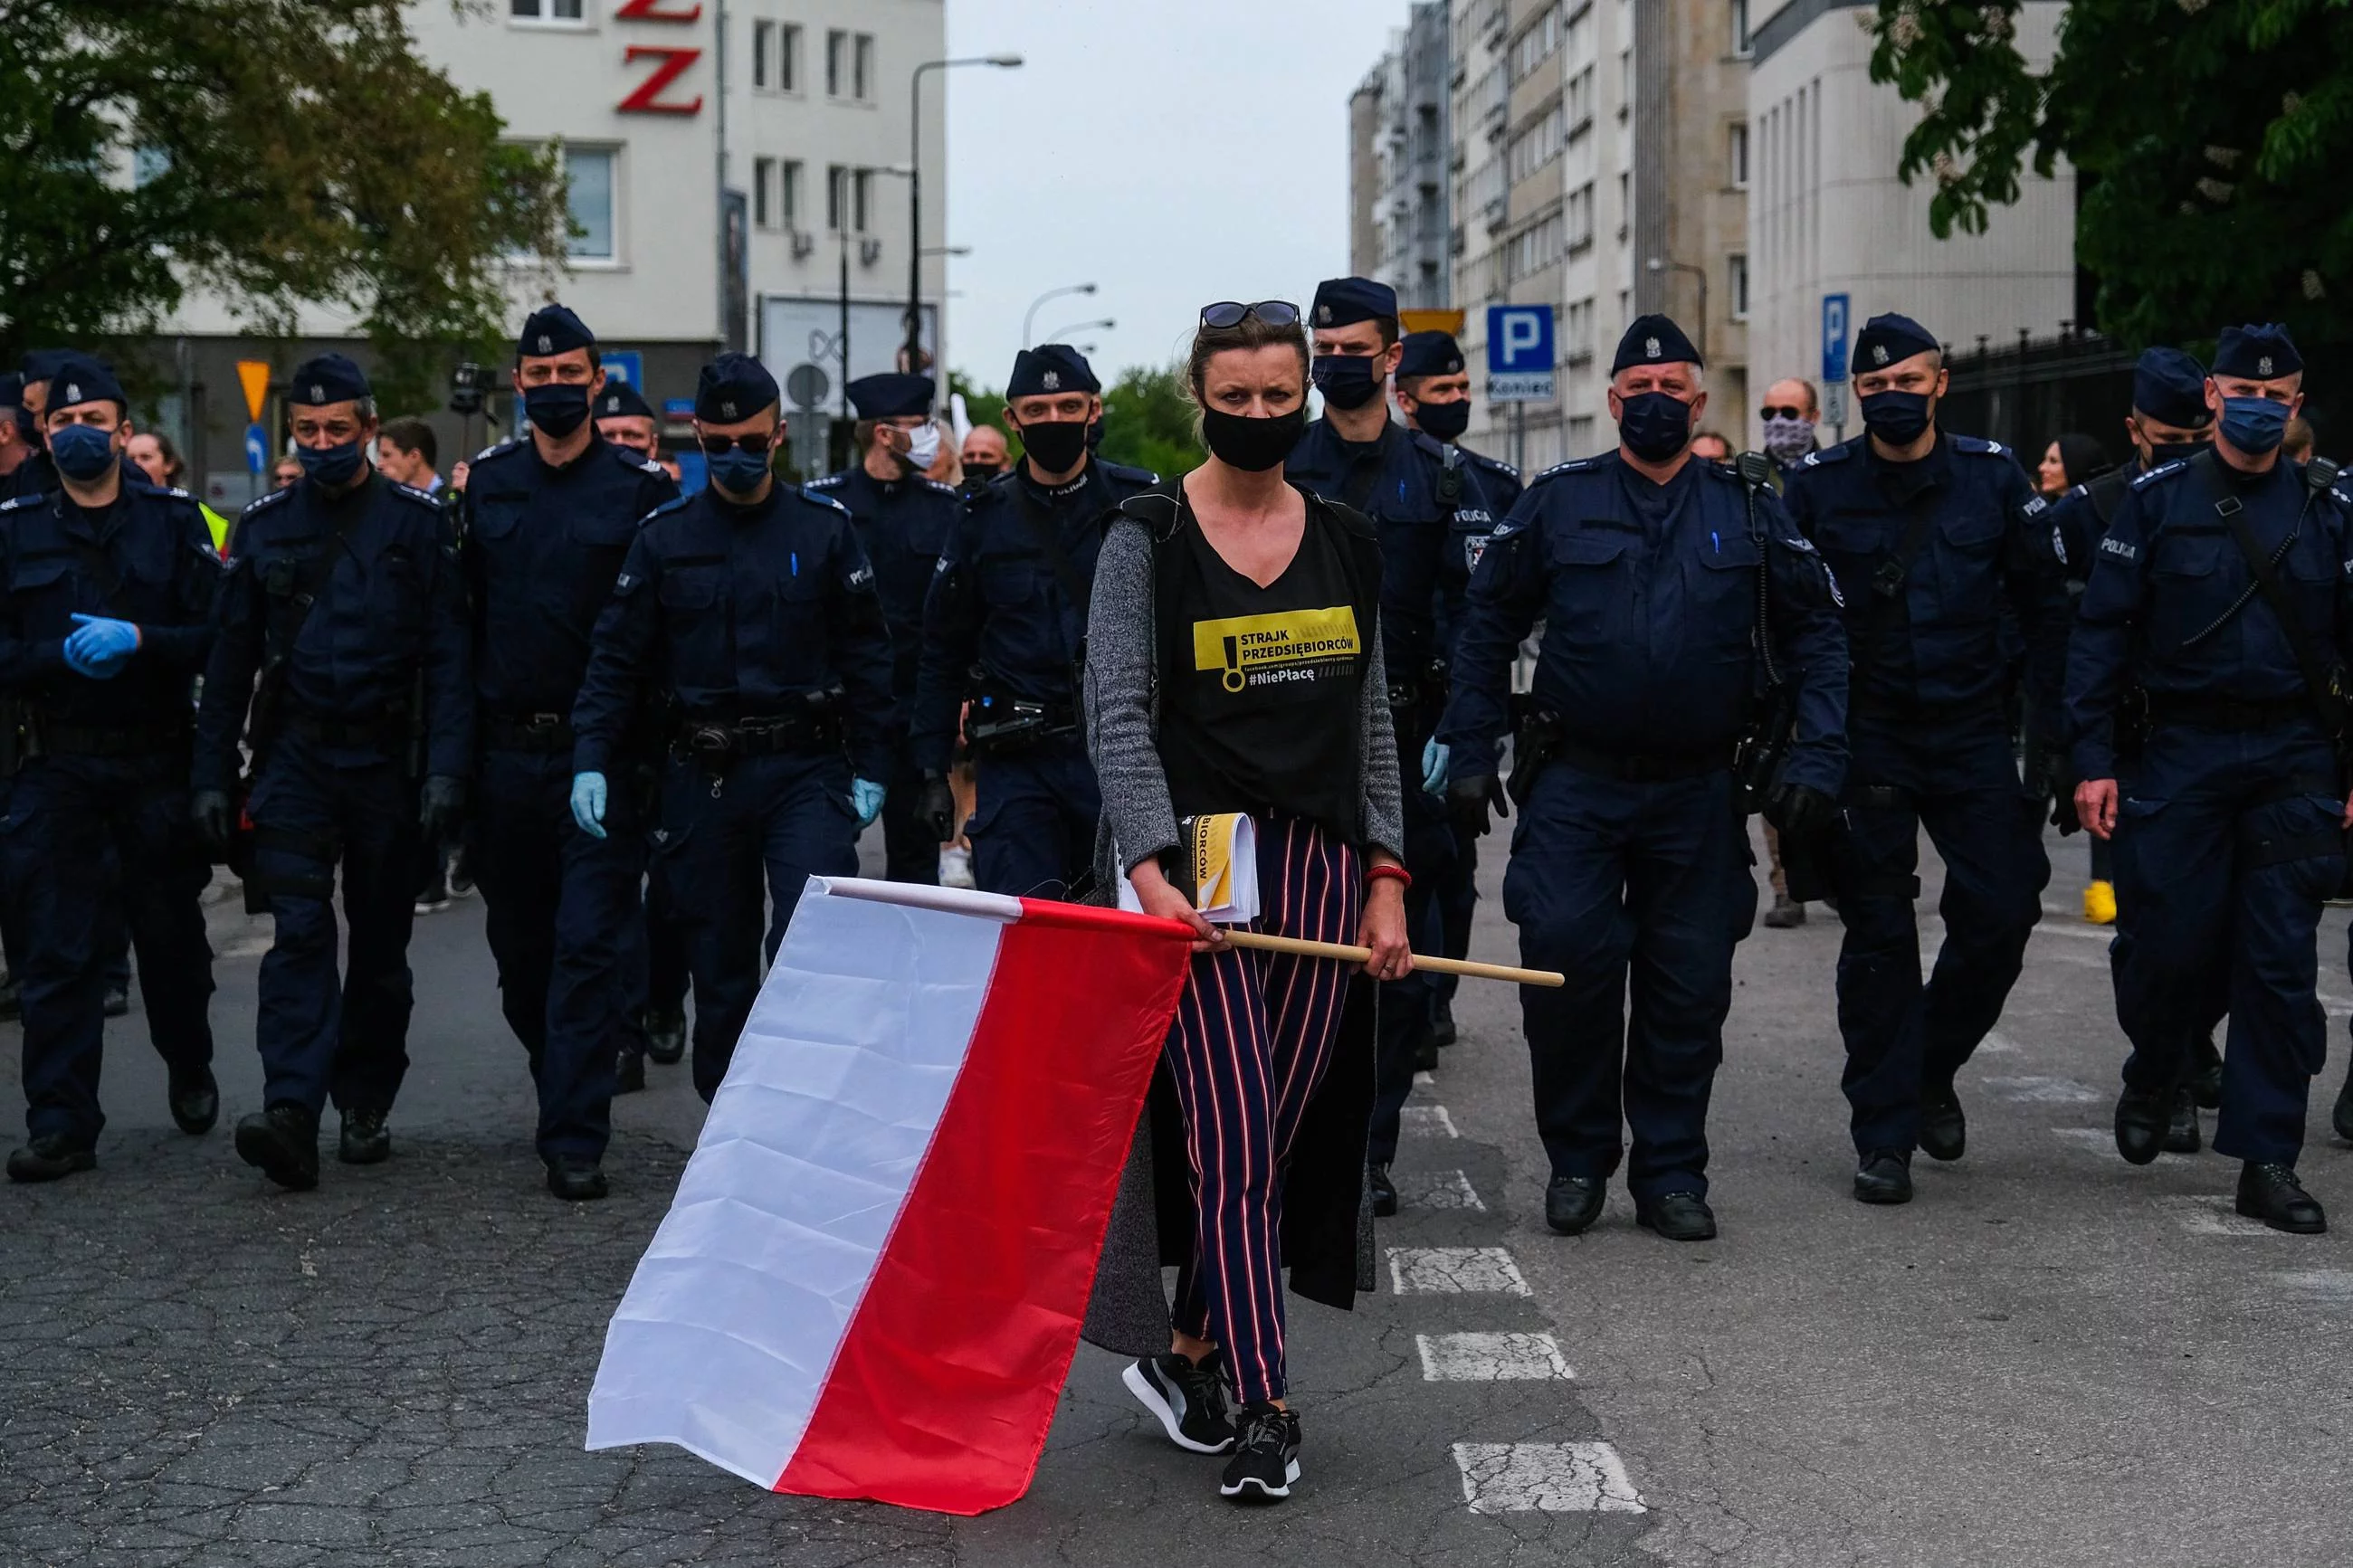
[
  {"x1": 789, "y1": 230, "x2": 815, "y2": 260},
  {"x1": 859, "y1": 237, "x2": 882, "y2": 267}
]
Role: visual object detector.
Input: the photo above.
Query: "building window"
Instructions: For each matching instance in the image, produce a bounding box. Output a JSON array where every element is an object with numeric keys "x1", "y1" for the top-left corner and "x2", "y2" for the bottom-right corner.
[
  {"x1": 510, "y1": 0, "x2": 586, "y2": 21},
  {"x1": 853, "y1": 167, "x2": 872, "y2": 232},
  {"x1": 826, "y1": 164, "x2": 847, "y2": 231},
  {"x1": 752, "y1": 20, "x2": 774, "y2": 90},
  {"x1": 853, "y1": 34, "x2": 875, "y2": 101},
  {"x1": 781, "y1": 160, "x2": 803, "y2": 229},
  {"x1": 562, "y1": 146, "x2": 614, "y2": 261},
  {"x1": 753, "y1": 157, "x2": 776, "y2": 228},
  {"x1": 1509, "y1": 5, "x2": 1563, "y2": 84},
  {"x1": 1729, "y1": 122, "x2": 1749, "y2": 188},
  {"x1": 779, "y1": 24, "x2": 800, "y2": 91},
  {"x1": 1731, "y1": 0, "x2": 1752, "y2": 56},
  {"x1": 1729, "y1": 253, "x2": 1750, "y2": 320},
  {"x1": 826, "y1": 30, "x2": 846, "y2": 97}
]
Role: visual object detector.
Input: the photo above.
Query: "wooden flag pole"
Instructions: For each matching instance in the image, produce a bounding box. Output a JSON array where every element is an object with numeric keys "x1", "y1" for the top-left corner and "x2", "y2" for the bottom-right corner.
[{"x1": 1215, "y1": 929, "x2": 1564, "y2": 988}]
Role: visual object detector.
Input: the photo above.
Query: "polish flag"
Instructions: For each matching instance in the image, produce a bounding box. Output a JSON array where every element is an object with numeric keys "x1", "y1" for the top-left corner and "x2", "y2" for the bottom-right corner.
[{"x1": 586, "y1": 877, "x2": 1194, "y2": 1516}]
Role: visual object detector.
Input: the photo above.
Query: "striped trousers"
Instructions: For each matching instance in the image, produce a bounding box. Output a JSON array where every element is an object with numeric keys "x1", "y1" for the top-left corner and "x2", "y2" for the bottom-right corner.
[{"x1": 1167, "y1": 817, "x2": 1361, "y2": 1405}]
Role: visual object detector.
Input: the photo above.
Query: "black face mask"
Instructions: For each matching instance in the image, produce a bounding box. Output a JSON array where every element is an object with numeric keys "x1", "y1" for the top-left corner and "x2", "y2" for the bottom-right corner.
[
  {"x1": 1616, "y1": 392, "x2": 1692, "y2": 464},
  {"x1": 964, "y1": 461, "x2": 1003, "y2": 481},
  {"x1": 1415, "y1": 398, "x2": 1472, "y2": 442},
  {"x1": 1311, "y1": 354, "x2": 1385, "y2": 411},
  {"x1": 1018, "y1": 418, "x2": 1090, "y2": 475},
  {"x1": 522, "y1": 383, "x2": 592, "y2": 439},
  {"x1": 1201, "y1": 406, "x2": 1308, "y2": 472},
  {"x1": 2146, "y1": 438, "x2": 2209, "y2": 470},
  {"x1": 1861, "y1": 389, "x2": 1935, "y2": 447}
]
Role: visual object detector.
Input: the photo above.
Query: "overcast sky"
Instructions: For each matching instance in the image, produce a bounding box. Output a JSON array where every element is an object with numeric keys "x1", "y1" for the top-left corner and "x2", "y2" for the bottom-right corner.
[{"x1": 942, "y1": 0, "x2": 1415, "y2": 391}]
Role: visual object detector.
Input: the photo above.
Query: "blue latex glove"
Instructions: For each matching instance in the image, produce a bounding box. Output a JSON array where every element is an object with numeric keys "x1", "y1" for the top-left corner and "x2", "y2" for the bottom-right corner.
[
  {"x1": 64, "y1": 613, "x2": 139, "y2": 678},
  {"x1": 1422, "y1": 736, "x2": 1451, "y2": 795},
  {"x1": 852, "y1": 777, "x2": 886, "y2": 827},
  {"x1": 570, "y1": 771, "x2": 608, "y2": 840}
]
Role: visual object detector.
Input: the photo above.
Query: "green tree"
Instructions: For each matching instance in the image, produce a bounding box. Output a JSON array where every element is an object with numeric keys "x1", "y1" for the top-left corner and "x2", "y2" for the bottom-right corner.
[
  {"x1": 1867, "y1": 0, "x2": 2353, "y2": 347},
  {"x1": 951, "y1": 362, "x2": 1205, "y2": 479},
  {"x1": 0, "y1": 0, "x2": 568, "y2": 408}
]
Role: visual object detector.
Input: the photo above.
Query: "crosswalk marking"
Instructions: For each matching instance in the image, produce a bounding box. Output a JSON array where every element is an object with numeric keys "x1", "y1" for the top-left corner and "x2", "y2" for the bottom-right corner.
[
  {"x1": 1453, "y1": 1441, "x2": 1645, "y2": 1513},
  {"x1": 1400, "y1": 1105, "x2": 1459, "y2": 1138},
  {"x1": 1396, "y1": 1168, "x2": 1486, "y2": 1212},
  {"x1": 2161, "y1": 1196, "x2": 2278, "y2": 1237},
  {"x1": 2268, "y1": 1269, "x2": 2353, "y2": 1302},
  {"x1": 1417, "y1": 1332, "x2": 1571, "y2": 1382},
  {"x1": 1414, "y1": 1070, "x2": 1435, "y2": 1086},
  {"x1": 1388, "y1": 1246, "x2": 1529, "y2": 1296},
  {"x1": 1976, "y1": 1030, "x2": 2023, "y2": 1055},
  {"x1": 2049, "y1": 1127, "x2": 2112, "y2": 1150},
  {"x1": 1982, "y1": 1075, "x2": 2100, "y2": 1104}
]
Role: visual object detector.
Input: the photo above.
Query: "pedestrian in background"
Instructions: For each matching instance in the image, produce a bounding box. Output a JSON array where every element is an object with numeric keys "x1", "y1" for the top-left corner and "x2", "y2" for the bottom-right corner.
[
  {"x1": 376, "y1": 419, "x2": 443, "y2": 497},
  {"x1": 2037, "y1": 432, "x2": 2109, "y2": 499},
  {"x1": 1690, "y1": 430, "x2": 1732, "y2": 464},
  {"x1": 2284, "y1": 415, "x2": 2317, "y2": 464},
  {"x1": 1758, "y1": 375, "x2": 1824, "y2": 931}
]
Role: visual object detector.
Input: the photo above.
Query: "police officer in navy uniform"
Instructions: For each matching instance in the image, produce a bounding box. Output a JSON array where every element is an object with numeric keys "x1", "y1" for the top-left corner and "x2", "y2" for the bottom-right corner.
[
  {"x1": 912, "y1": 344, "x2": 1157, "y2": 898},
  {"x1": 1779, "y1": 311, "x2": 2070, "y2": 1206},
  {"x1": 1396, "y1": 328, "x2": 1520, "y2": 1069},
  {"x1": 194, "y1": 353, "x2": 472, "y2": 1191},
  {"x1": 2071, "y1": 324, "x2": 2352, "y2": 1234},
  {"x1": 593, "y1": 379, "x2": 662, "y2": 460},
  {"x1": 808, "y1": 373, "x2": 961, "y2": 883},
  {"x1": 571, "y1": 353, "x2": 894, "y2": 1102},
  {"x1": 0, "y1": 358, "x2": 221, "y2": 1183},
  {"x1": 2048, "y1": 347, "x2": 2223, "y2": 1144},
  {"x1": 1435, "y1": 315, "x2": 1848, "y2": 1240},
  {"x1": 462, "y1": 306, "x2": 678, "y2": 1200},
  {"x1": 6, "y1": 349, "x2": 70, "y2": 503}
]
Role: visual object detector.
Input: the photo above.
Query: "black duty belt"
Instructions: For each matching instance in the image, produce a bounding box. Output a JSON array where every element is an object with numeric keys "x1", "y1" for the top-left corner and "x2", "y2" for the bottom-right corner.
[
  {"x1": 1556, "y1": 740, "x2": 1731, "y2": 784},
  {"x1": 484, "y1": 711, "x2": 576, "y2": 753},
  {"x1": 673, "y1": 709, "x2": 843, "y2": 761},
  {"x1": 285, "y1": 706, "x2": 411, "y2": 749},
  {"x1": 966, "y1": 692, "x2": 1077, "y2": 754},
  {"x1": 2146, "y1": 693, "x2": 2316, "y2": 733},
  {"x1": 34, "y1": 719, "x2": 192, "y2": 757}
]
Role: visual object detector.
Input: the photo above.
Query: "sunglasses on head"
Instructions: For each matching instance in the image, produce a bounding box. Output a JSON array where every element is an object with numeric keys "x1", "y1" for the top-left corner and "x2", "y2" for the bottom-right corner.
[
  {"x1": 1199, "y1": 300, "x2": 1301, "y2": 330},
  {"x1": 1760, "y1": 405, "x2": 1808, "y2": 423},
  {"x1": 699, "y1": 431, "x2": 776, "y2": 457}
]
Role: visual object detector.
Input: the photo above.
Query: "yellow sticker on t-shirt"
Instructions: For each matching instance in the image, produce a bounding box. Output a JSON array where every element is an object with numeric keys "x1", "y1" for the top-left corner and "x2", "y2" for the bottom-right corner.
[{"x1": 1190, "y1": 606, "x2": 1361, "y2": 693}]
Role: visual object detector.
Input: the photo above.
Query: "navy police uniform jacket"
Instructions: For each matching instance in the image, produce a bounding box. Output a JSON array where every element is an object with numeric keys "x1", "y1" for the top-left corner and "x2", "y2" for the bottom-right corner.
[
  {"x1": 806, "y1": 465, "x2": 960, "y2": 699},
  {"x1": 0, "y1": 481, "x2": 220, "y2": 726},
  {"x1": 1438, "y1": 451, "x2": 1850, "y2": 797},
  {"x1": 2066, "y1": 451, "x2": 2353, "y2": 781},
  {"x1": 1780, "y1": 432, "x2": 2068, "y2": 722},
  {"x1": 1424, "y1": 433, "x2": 1523, "y2": 660},
  {"x1": 195, "y1": 471, "x2": 472, "y2": 793},
  {"x1": 1286, "y1": 419, "x2": 1451, "y2": 686},
  {"x1": 460, "y1": 436, "x2": 678, "y2": 722},
  {"x1": 910, "y1": 456, "x2": 1157, "y2": 773},
  {"x1": 571, "y1": 480, "x2": 896, "y2": 780}
]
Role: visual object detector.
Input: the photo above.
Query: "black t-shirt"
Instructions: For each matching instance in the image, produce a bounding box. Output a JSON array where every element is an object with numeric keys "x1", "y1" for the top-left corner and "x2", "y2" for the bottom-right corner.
[{"x1": 1157, "y1": 494, "x2": 1367, "y2": 838}]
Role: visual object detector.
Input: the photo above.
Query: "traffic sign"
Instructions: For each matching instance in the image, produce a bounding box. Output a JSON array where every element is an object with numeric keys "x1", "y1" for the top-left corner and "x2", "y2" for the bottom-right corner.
[
  {"x1": 1823, "y1": 381, "x2": 1849, "y2": 428},
  {"x1": 603, "y1": 349, "x2": 644, "y2": 389},
  {"x1": 243, "y1": 423, "x2": 269, "y2": 476},
  {"x1": 786, "y1": 362, "x2": 831, "y2": 412},
  {"x1": 1821, "y1": 293, "x2": 1851, "y2": 385},
  {"x1": 235, "y1": 360, "x2": 271, "y2": 423},
  {"x1": 1485, "y1": 303, "x2": 1557, "y2": 403}
]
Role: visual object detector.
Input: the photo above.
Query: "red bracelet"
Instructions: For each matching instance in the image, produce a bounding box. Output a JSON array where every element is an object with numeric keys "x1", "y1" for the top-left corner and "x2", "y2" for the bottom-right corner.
[{"x1": 1367, "y1": 863, "x2": 1412, "y2": 890}]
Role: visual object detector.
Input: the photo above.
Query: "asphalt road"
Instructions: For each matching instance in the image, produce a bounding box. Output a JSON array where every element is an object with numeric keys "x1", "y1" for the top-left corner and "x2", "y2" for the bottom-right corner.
[{"x1": 5, "y1": 822, "x2": 2353, "y2": 1566}]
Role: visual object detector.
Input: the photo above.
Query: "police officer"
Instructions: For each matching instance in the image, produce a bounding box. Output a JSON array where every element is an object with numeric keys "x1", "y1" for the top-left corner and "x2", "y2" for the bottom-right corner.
[
  {"x1": 1396, "y1": 328, "x2": 1520, "y2": 1072},
  {"x1": 7, "y1": 350, "x2": 70, "y2": 502},
  {"x1": 593, "y1": 379, "x2": 661, "y2": 460},
  {"x1": 911, "y1": 345, "x2": 1157, "y2": 898},
  {"x1": 0, "y1": 358, "x2": 221, "y2": 1183},
  {"x1": 1285, "y1": 281, "x2": 1461, "y2": 1215},
  {"x1": 1435, "y1": 315, "x2": 1848, "y2": 1240},
  {"x1": 0, "y1": 375, "x2": 33, "y2": 492},
  {"x1": 571, "y1": 353, "x2": 894, "y2": 1101},
  {"x1": 462, "y1": 306, "x2": 677, "y2": 1200},
  {"x1": 2070, "y1": 324, "x2": 2349, "y2": 1234},
  {"x1": 1780, "y1": 311, "x2": 2069, "y2": 1205},
  {"x1": 2049, "y1": 347, "x2": 2222, "y2": 1143},
  {"x1": 193, "y1": 354, "x2": 472, "y2": 1191},
  {"x1": 808, "y1": 374, "x2": 961, "y2": 883}
]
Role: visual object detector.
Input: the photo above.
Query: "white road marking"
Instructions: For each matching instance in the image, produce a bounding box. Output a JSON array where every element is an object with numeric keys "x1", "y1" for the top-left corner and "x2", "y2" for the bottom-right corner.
[
  {"x1": 1401, "y1": 1105, "x2": 1459, "y2": 1138},
  {"x1": 1977, "y1": 1030, "x2": 2024, "y2": 1056},
  {"x1": 1453, "y1": 1441, "x2": 1646, "y2": 1514},
  {"x1": 1396, "y1": 1168, "x2": 1487, "y2": 1212},
  {"x1": 2050, "y1": 1127, "x2": 2113, "y2": 1150},
  {"x1": 1388, "y1": 1246, "x2": 1530, "y2": 1296},
  {"x1": 2161, "y1": 1196, "x2": 2279, "y2": 1237},
  {"x1": 1414, "y1": 1070, "x2": 1435, "y2": 1086},
  {"x1": 1417, "y1": 1332, "x2": 1572, "y2": 1382},
  {"x1": 2269, "y1": 1269, "x2": 2353, "y2": 1302},
  {"x1": 1982, "y1": 1075, "x2": 2100, "y2": 1104}
]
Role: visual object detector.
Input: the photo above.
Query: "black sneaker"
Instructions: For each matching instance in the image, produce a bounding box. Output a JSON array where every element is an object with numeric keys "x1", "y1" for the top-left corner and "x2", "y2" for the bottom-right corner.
[
  {"x1": 1219, "y1": 1402, "x2": 1301, "y2": 1502},
  {"x1": 1122, "y1": 1351, "x2": 1234, "y2": 1454}
]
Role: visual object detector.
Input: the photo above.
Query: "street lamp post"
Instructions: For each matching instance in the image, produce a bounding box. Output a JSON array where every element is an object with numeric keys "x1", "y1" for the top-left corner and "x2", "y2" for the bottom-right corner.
[
  {"x1": 1643, "y1": 256, "x2": 1710, "y2": 365},
  {"x1": 1037, "y1": 317, "x2": 1116, "y2": 345},
  {"x1": 908, "y1": 54, "x2": 1022, "y2": 369},
  {"x1": 1022, "y1": 282, "x2": 1097, "y2": 348},
  {"x1": 836, "y1": 163, "x2": 916, "y2": 421}
]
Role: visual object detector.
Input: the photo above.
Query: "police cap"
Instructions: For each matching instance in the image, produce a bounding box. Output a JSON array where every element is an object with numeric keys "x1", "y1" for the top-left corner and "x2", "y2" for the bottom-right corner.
[
  {"x1": 47, "y1": 354, "x2": 126, "y2": 414},
  {"x1": 2131, "y1": 347, "x2": 2212, "y2": 429},
  {"x1": 695, "y1": 352, "x2": 779, "y2": 423},
  {"x1": 1311, "y1": 276, "x2": 1398, "y2": 330},
  {"x1": 518, "y1": 303, "x2": 597, "y2": 364},
  {"x1": 1007, "y1": 344, "x2": 1098, "y2": 399},
  {"x1": 595, "y1": 381, "x2": 654, "y2": 421},
  {"x1": 847, "y1": 372, "x2": 935, "y2": 421},
  {"x1": 288, "y1": 354, "x2": 372, "y2": 407},
  {"x1": 19, "y1": 349, "x2": 71, "y2": 384},
  {"x1": 1397, "y1": 330, "x2": 1466, "y2": 380},
  {"x1": 1611, "y1": 313, "x2": 1703, "y2": 375},
  {"x1": 2212, "y1": 323, "x2": 2302, "y2": 381},
  {"x1": 1853, "y1": 313, "x2": 1940, "y2": 372},
  {"x1": 0, "y1": 374, "x2": 20, "y2": 422}
]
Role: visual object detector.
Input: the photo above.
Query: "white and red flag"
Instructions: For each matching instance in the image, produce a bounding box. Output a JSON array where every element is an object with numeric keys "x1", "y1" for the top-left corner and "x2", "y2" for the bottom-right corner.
[{"x1": 585, "y1": 877, "x2": 1193, "y2": 1516}]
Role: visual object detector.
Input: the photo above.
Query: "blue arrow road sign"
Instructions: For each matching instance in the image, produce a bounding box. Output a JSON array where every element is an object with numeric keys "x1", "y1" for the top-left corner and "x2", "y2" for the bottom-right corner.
[
  {"x1": 1822, "y1": 293, "x2": 1851, "y2": 384},
  {"x1": 243, "y1": 423, "x2": 269, "y2": 476},
  {"x1": 1485, "y1": 303, "x2": 1557, "y2": 403}
]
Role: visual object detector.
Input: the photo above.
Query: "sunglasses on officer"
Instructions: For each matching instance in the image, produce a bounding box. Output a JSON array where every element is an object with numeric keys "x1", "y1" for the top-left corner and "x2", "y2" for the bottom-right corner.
[
  {"x1": 698, "y1": 431, "x2": 776, "y2": 456},
  {"x1": 1760, "y1": 404, "x2": 1809, "y2": 422},
  {"x1": 1199, "y1": 300, "x2": 1301, "y2": 330}
]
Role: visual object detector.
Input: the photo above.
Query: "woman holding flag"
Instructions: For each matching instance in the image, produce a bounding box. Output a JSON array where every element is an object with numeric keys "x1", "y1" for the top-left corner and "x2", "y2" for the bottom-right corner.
[{"x1": 1084, "y1": 298, "x2": 1410, "y2": 1503}]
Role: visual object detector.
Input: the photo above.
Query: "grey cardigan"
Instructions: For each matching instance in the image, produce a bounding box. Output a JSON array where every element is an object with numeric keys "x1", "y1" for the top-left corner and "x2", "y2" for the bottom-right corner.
[{"x1": 1082, "y1": 508, "x2": 1407, "y2": 886}]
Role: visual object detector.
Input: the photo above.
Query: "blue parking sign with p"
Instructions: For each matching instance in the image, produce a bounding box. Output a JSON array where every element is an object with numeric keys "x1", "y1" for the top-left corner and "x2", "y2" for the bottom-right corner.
[
  {"x1": 1822, "y1": 293, "x2": 1850, "y2": 385},
  {"x1": 1486, "y1": 304, "x2": 1557, "y2": 403}
]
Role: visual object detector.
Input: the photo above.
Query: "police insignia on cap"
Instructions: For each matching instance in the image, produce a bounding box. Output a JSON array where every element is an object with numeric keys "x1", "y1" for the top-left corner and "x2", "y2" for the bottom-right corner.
[
  {"x1": 720, "y1": 400, "x2": 738, "y2": 418},
  {"x1": 2260, "y1": 355, "x2": 2275, "y2": 377},
  {"x1": 537, "y1": 334, "x2": 553, "y2": 354},
  {"x1": 310, "y1": 384, "x2": 324, "y2": 401},
  {"x1": 1318, "y1": 305, "x2": 1332, "y2": 325},
  {"x1": 1644, "y1": 337, "x2": 1660, "y2": 358},
  {"x1": 1041, "y1": 370, "x2": 1061, "y2": 392},
  {"x1": 63, "y1": 383, "x2": 78, "y2": 403},
  {"x1": 1872, "y1": 346, "x2": 1889, "y2": 366}
]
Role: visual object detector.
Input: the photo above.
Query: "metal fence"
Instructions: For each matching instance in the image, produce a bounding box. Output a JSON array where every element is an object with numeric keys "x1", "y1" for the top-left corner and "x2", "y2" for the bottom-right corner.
[{"x1": 1939, "y1": 331, "x2": 2139, "y2": 471}]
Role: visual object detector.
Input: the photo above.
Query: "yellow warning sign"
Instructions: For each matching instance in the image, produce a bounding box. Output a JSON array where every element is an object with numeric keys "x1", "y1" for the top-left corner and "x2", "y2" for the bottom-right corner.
[
  {"x1": 235, "y1": 361, "x2": 272, "y2": 423},
  {"x1": 1190, "y1": 605, "x2": 1361, "y2": 693}
]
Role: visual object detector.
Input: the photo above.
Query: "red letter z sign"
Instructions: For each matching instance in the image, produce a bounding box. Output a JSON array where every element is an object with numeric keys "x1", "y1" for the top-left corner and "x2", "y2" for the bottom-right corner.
[{"x1": 618, "y1": 47, "x2": 703, "y2": 115}]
